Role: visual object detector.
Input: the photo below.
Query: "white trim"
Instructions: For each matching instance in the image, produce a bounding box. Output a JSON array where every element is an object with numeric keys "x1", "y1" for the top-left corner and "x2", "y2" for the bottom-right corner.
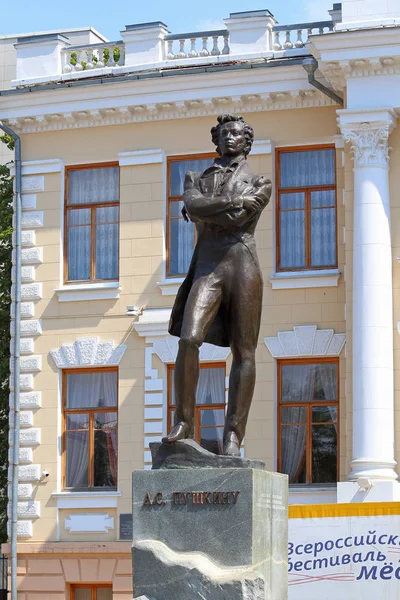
[
  {"x1": 133, "y1": 308, "x2": 172, "y2": 338},
  {"x1": 157, "y1": 278, "x2": 184, "y2": 296},
  {"x1": 118, "y1": 148, "x2": 165, "y2": 166},
  {"x1": 64, "y1": 513, "x2": 114, "y2": 534},
  {"x1": 50, "y1": 337, "x2": 126, "y2": 368},
  {"x1": 265, "y1": 325, "x2": 346, "y2": 358},
  {"x1": 251, "y1": 139, "x2": 273, "y2": 155},
  {"x1": 52, "y1": 491, "x2": 121, "y2": 509},
  {"x1": 8, "y1": 159, "x2": 64, "y2": 178},
  {"x1": 288, "y1": 487, "x2": 337, "y2": 505},
  {"x1": 269, "y1": 269, "x2": 341, "y2": 289},
  {"x1": 54, "y1": 281, "x2": 120, "y2": 302}
]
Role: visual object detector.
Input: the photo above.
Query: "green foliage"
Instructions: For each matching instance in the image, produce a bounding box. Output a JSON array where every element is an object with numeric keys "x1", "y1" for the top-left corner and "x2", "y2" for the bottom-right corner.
[
  {"x1": 0, "y1": 153, "x2": 12, "y2": 543},
  {"x1": 0, "y1": 134, "x2": 14, "y2": 151},
  {"x1": 69, "y1": 46, "x2": 121, "y2": 71}
]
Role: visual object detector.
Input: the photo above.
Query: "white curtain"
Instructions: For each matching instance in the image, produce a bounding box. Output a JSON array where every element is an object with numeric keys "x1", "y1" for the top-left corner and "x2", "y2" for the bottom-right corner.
[
  {"x1": 196, "y1": 367, "x2": 225, "y2": 405},
  {"x1": 69, "y1": 167, "x2": 119, "y2": 205},
  {"x1": 66, "y1": 372, "x2": 117, "y2": 488},
  {"x1": 280, "y1": 209, "x2": 305, "y2": 269},
  {"x1": 68, "y1": 167, "x2": 119, "y2": 281},
  {"x1": 281, "y1": 365, "x2": 314, "y2": 482},
  {"x1": 280, "y1": 149, "x2": 335, "y2": 188},
  {"x1": 169, "y1": 158, "x2": 213, "y2": 275},
  {"x1": 318, "y1": 363, "x2": 338, "y2": 431}
]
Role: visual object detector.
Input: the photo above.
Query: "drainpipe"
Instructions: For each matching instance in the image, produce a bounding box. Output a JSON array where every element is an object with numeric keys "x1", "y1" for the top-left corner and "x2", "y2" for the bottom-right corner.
[
  {"x1": 0, "y1": 121, "x2": 21, "y2": 600},
  {"x1": 303, "y1": 56, "x2": 344, "y2": 106}
]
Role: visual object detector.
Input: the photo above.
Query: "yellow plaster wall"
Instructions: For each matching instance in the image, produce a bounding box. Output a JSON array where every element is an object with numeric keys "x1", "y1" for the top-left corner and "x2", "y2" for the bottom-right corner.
[{"x1": 16, "y1": 106, "x2": 350, "y2": 543}]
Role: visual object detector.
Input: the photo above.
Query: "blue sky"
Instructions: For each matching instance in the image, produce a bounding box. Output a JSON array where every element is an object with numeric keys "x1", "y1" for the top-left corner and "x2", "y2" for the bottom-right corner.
[{"x1": 2, "y1": 0, "x2": 335, "y2": 39}]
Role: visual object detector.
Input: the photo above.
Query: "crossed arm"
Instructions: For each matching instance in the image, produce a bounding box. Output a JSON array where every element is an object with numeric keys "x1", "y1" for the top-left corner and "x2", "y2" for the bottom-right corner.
[{"x1": 183, "y1": 173, "x2": 272, "y2": 228}]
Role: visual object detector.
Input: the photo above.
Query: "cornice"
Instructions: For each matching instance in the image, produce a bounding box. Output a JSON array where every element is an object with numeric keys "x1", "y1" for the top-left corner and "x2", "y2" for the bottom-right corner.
[
  {"x1": 0, "y1": 63, "x2": 337, "y2": 134},
  {"x1": 320, "y1": 56, "x2": 400, "y2": 92},
  {"x1": 3, "y1": 90, "x2": 334, "y2": 134}
]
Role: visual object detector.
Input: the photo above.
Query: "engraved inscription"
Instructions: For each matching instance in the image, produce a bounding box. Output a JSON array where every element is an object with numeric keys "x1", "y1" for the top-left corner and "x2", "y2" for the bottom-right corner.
[{"x1": 142, "y1": 490, "x2": 240, "y2": 507}]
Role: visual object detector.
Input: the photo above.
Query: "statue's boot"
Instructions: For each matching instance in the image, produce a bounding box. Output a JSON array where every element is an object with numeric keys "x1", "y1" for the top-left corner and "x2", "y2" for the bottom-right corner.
[
  {"x1": 162, "y1": 421, "x2": 190, "y2": 443},
  {"x1": 223, "y1": 431, "x2": 241, "y2": 457}
]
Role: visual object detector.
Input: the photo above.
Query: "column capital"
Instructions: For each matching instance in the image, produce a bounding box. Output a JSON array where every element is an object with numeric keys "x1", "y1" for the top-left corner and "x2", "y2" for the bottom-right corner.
[{"x1": 338, "y1": 109, "x2": 396, "y2": 168}]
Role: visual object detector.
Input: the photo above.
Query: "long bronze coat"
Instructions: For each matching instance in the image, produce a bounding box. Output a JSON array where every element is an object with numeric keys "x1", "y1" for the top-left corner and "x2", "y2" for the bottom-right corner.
[{"x1": 169, "y1": 156, "x2": 271, "y2": 348}]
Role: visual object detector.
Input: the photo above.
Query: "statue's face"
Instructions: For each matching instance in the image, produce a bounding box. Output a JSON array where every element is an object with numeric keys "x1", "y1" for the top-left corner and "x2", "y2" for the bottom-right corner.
[{"x1": 219, "y1": 121, "x2": 247, "y2": 157}]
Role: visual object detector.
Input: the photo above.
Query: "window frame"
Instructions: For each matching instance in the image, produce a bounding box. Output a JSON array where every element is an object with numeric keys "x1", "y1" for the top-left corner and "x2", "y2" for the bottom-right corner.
[
  {"x1": 166, "y1": 152, "x2": 216, "y2": 278},
  {"x1": 277, "y1": 357, "x2": 340, "y2": 486},
  {"x1": 70, "y1": 584, "x2": 112, "y2": 600},
  {"x1": 167, "y1": 362, "x2": 226, "y2": 444},
  {"x1": 64, "y1": 162, "x2": 120, "y2": 284},
  {"x1": 275, "y1": 144, "x2": 338, "y2": 272},
  {"x1": 62, "y1": 366, "x2": 118, "y2": 491}
]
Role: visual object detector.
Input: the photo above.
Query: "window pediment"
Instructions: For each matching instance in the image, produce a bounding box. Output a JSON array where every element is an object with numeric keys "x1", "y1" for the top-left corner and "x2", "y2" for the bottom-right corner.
[
  {"x1": 265, "y1": 325, "x2": 345, "y2": 358},
  {"x1": 50, "y1": 337, "x2": 126, "y2": 368}
]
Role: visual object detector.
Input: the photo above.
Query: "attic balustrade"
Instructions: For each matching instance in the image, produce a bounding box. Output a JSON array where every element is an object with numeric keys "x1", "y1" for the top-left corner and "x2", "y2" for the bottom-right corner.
[
  {"x1": 62, "y1": 41, "x2": 125, "y2": 73},
  {"x1": 272, "y1": 20, "x2": 334, "y2": 51},
  {"x1": 165, "y1": 30, "x2": 230, "y2": 60},
  {"x1": 13, "y1": 12, "x2": 338, "y2": 86}
]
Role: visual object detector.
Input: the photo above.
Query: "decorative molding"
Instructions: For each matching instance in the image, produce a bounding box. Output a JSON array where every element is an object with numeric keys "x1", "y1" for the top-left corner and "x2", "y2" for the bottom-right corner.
[
  {"x1": 64, "y1": 513, "x2": 114, "y2": 534},
  {"x1": 19, "y1": 319, "x2": 42, "y2": 336},
  {"x1": 53, "y1": 491, "x2": 121, "y2": 509},
  {"x1": 9, "y1": 465, "x2": 41, "y2": 483},
  {"x1": 22, "y1": 194, "x2": 37, "y2": 210},
  {"x1": 50, "y1": 337, "x2": 127, "y2": 368},
  {"x1": 8, "y1": 159, "x2": 64, "y2": 178},
  {"x1": 341, "y1": 123, "x2": 391, "y2": 168},
  {"x1": 21, "y1": 176, "x2": 44, "y2": 192},
  {"x1": 8, "y1": 520, "x2": 33, "y2": 538},
  {"x1": 3, "y1": 90, "x2": 335, "y2": 135},
  {"x1": 9, "y1": 391, "x2": 41, "y2": 409},
  {"x1": 265, "y1": 325, "x2": 346, "y2": 358},
  {"x1": 269, "y1": 269, "x2": 340, "y2": 290},
  {"x1": 157, "y1": 278, "x2": 184, "y2": 297},
  {"x1": 20, "y1": 283, "x2": 42, "y2": 301},
  {"x1": 118, "y1": 148, "x2": 165, "y2": 166},
  {"x1": 134, "y1": 308, "x2": 172, "y2": 338},
  {"x1": 21, "y1": 212, "x2": 44, "y2": 229},
  {"x1": 18, "y1": 429, "x2": 41, "y2": 446},
  {"x1": 54, "y1": 281, "x2": 120, "y2": 302},
  {"x1": 8, "y1": 484, "x2": 34, "y2": 500},
  {"x1": 320, "y1": 56, "x2": 400, "y2": 92},
  {"x1": 21, "y1": 230, "x2": 36, "y2": 247}
]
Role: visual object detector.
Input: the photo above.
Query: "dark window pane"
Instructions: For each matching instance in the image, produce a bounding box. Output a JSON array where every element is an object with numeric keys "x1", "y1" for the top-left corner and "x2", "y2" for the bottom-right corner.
[
  {"x1": 311, "y1": 207, "x2": 336, "y2": 267},
  {"x1": 280, "y1": 149, "x2": 335, "y2": 188},
  {"x1": 73, "y1": 589, "x2": 92, "y2": 600},
  {"x1": 94, "y1": 429, "x2": 117, "y2": 487},
  {"x1": 96, "y1": 206, "x2": 119, "y2": 223},
  {"x1": 280, "y1": 192, "x2": 305, "y2": 210},
  {"x1": 68, "y1": 225, "x2": 90, "y2": 280},
  {"x1": 169, "y1": 216, "x2": 195, "y2": 275},
  {"x1": 280, "y1": 424, "x2": 306, "y2": 484},
  {"x1": 65, "y1": 431, "x2": 88, "y2": 488},
  {"x1": 200, "y1": 408, "x2": 225, "y2": 427},
  {"x1": 281, "y1": 363, "x2": 337, "y2": 403},
  {"x1": 68, "y1": 208, "x2": 91, "y2": 225},
  {"x1": 279, "y1": 210, "x2": 305, "y2": 269},
  {"x1": 312, "y1": 406, "x2": 337, "y2": 423},
  {"x1": 312, "y1": 423, "x2": 337, "y2": 483},
  {"x1": 66, "y1": 371, "x2": 117, "y2": 409},
  {"x1": 94, "y1": 412, "x2": 118, "y2": 429},
  {"x1": 66, "y1": 413, "x2": 89, "y2": 430},
  {"x1": 170, "y1": 158, "x2": 213, "y2": 196},
  {"x1": 96, "y1": 222, "x2": 119, "y2": 279},
  {"x1": 69, "y1": 167, "x2": 119, "y2": 205},
  {"x1": 310, "y1": 189, "x2": 336, "y2": 208},
  {"x1": 96, "y1": 589, "x2": 113, "y2": 600}
]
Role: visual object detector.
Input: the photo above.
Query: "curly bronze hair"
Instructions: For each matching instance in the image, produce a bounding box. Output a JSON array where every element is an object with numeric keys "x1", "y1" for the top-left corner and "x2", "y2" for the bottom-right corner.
[{"x1": 211, "y1": 114, "x2": 254, "y2": 157}]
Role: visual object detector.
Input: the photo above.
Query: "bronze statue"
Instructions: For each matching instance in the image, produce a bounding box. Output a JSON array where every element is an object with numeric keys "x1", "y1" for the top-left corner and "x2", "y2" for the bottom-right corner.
[{"x1": 163, "y1": 114, "x2": 271, "y2": 456}]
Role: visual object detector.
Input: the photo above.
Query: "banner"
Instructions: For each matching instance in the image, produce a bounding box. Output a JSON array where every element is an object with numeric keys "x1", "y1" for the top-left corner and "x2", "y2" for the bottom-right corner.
[{"x1": 288, "y1": 503, "x2": 400, "y2": 599}]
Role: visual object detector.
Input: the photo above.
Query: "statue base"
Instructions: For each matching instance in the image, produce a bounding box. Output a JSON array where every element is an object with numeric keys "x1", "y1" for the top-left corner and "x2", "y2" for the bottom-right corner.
[{"x1": 132, "y1": 440, "x2": 288, "y2": 600}]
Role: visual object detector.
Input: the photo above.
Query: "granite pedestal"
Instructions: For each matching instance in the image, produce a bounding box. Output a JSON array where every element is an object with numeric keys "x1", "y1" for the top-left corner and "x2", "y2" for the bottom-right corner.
[{"x1": 132, "y1": 440, "x2": 288, "y2": 600}]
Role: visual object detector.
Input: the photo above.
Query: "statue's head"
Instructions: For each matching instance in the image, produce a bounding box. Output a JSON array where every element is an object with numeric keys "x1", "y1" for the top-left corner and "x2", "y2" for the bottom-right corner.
[{"x1": 211, "y1": 114, "x2": 254, "y2": 158}]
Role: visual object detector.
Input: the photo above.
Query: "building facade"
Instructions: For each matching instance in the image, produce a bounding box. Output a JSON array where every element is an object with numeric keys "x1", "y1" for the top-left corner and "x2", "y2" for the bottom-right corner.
[{"x1": 1, "y1": 1, "x2": 400, "y2": 597}]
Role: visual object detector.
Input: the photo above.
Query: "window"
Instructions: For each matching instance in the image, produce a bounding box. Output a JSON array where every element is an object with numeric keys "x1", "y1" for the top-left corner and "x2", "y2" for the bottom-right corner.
[
  {"x1": 167, "y1": 154, "x2": 215, "y2": 276},
  {"x1": 71, "y1": 585, "x2": 112, "y2": 600},
  {"x1": 276, "y1": 146, "x2": 337, "y2": 271},
  {"x1": 167, "y1": 363, "x2": 226, "y2": 454},
  {"x1": 278, "y1": 359, "x2": 339, "y2": 485},
  {"x1": 62, "y1": 368, "x2": 118, "y2": 490},
  {"x1": 65, "y1": 164, "x2": 119, "y2": 282}
]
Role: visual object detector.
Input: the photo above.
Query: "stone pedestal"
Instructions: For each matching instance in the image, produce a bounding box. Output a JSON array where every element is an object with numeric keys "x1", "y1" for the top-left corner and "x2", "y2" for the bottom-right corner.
[{"x1": 132, "y1": 440, "x2": 288, "y2": 599}]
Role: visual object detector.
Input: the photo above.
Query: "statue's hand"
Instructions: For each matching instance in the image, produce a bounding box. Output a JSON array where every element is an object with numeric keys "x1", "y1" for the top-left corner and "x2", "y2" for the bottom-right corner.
[{"x1": 242, "y1": 196, "x2": 266, "y2": 213}]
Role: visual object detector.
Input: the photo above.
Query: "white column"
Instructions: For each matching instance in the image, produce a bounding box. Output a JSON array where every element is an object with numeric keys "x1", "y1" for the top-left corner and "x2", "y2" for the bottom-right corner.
[{"x1": 339, "y1": 112, "x2": 399, "y2": 500}]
